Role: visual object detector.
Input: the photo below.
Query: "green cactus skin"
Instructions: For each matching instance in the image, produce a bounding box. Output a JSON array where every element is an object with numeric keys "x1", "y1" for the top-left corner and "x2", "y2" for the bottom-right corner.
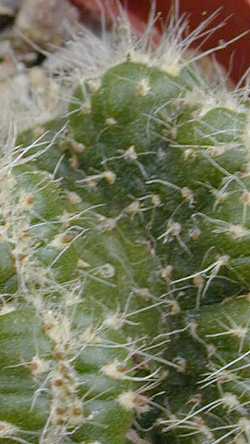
[{"x1": 0, "y1": 151, "x2": 166, "y2": 444}]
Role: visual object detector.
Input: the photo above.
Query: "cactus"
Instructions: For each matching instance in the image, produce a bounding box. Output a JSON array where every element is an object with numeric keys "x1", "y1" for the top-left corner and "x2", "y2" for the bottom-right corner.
[
  {"x1": 0, "y1": 148, "x2": 167, "y2": 443},
  {"x1": 2, "y1": 8, "x2": 250, "y2": 444}
]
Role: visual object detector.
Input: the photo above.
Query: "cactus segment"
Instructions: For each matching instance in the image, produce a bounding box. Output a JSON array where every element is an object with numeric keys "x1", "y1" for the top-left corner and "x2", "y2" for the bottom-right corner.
[
  {"x1": 156, "y1": 296, "x2": 250, "y2": 443},
  {"x1": 0, "y1": 150, "x2": 164, "y2": 443},
  {"x1": 66, "y1": 60, "x2": 250, "y2": 306}
]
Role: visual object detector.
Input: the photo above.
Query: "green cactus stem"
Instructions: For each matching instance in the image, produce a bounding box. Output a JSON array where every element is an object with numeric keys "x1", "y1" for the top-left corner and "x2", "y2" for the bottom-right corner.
[
  {"x1": 62, "y1": 59, "x2": 250, "y2": 307},
  {"x1": 0, "y1": 148, "x2": 165, "y2": 444}
]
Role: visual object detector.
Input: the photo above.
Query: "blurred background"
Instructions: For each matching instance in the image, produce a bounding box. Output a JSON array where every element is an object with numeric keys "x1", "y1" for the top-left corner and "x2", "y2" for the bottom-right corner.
[{"x1": 0, "y1": 0, "x2": 248, "y2": 84}]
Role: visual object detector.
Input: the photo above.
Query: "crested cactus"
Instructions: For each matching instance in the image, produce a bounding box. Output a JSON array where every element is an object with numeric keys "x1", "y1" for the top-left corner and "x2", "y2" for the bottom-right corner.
[{"x1": 1, "y1": 8, "x2": 250, "y2": 444}]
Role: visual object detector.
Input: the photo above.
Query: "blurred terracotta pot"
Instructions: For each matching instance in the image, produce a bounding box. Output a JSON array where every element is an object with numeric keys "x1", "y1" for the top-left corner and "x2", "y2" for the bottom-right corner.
[{"x1": 70, "y1": 0, "x2": 250, "y2": 84}]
